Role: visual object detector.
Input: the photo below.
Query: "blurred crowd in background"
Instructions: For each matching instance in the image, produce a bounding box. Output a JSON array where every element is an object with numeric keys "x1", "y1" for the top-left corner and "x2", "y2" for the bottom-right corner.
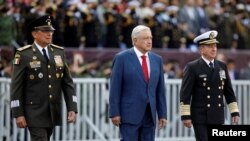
[{"x1": 0, "y1": 0, "x2": 250, "y2": 79}]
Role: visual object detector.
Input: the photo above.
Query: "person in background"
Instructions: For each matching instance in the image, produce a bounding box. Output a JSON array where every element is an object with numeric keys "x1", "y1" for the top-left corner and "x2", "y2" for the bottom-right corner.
[
  {"x1": 10, "y1": 15, "x2": 78, "y2": 141},
  {"x1": 240, "y1": 57, "x2": 250, "y2": 80},
  {"x1": 0, "y1": 4, "x2": 17, "y2": 47},
  {"x1": 226, "y1": 59, "x2": 240, "y2": 80},
  {"x1": 0, "y1": 57, "x2": 12, "y2": 77},
  {"x1": 109, "y1": 25, "x2": 167, "y2": 141},
  {"x1": 179, "y1": 30, "x2": 240, "y2": 141}
]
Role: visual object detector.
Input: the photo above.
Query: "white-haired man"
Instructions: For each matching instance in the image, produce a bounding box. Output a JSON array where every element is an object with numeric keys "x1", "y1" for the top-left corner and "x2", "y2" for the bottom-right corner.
[{"x1": 109, "y1": 25, "x2": 167, "y2": 141}]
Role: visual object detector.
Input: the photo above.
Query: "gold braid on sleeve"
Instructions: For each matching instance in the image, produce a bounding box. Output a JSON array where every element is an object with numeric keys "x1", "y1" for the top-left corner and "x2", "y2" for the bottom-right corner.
[
  {"x1": 180, "y1": 102, "x2": 191, "y2": 116},
  {"x1": 228, "y1": 102, "x2": 239, "y2": 113}
]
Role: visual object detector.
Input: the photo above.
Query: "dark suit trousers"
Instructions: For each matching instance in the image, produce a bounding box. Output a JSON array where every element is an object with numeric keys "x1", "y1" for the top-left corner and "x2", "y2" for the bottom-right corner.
[
  {"x1": 120, "y1": 104, "x2": 155, "y2": 141},
  {"x1": 28, "y1": 127, "x2": 53, "y2": 141},
  {"x1": 193, "y1": 124, "x2": 208, "y2": 141}
]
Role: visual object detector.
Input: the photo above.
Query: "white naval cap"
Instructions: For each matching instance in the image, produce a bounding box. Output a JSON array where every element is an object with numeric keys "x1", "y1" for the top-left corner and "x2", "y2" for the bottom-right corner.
[
  {"x1": 128, "y1": 0, "x2": 140, "y2": 7},
  {"x1": 86, "y1": 0, "x2": 98, "y2": 3},
  {"x1": 166, "y1": 5, "x2": 179, "y2": 13},
  {"x1": 152, "y1": 2, "x2": 165, "y2": 9},
  {"x1": 193, "y1": 30, "x2": 219, "y2": 45}
]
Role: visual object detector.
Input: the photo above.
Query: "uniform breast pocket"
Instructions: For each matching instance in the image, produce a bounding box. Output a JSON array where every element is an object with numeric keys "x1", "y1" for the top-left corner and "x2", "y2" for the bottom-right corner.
[
  {"x1": 27, "y1": 68, "x2": 44, "y2": 81},
  {"x1": 55, "y1": 66, "x2": 64, "y2": 79},
  {"x1": 197, "y1": 75, "x2": 208, "y2": 87},
  {"x1": 25, "y1": 97, "x2": 40, "y2": 108}
]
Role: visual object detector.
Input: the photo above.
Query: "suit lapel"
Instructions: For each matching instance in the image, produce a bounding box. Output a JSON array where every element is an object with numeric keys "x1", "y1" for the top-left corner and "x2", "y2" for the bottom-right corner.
[
  {"x1": 148, "y1": 52, "x2": 155, "y2": 84},
  {"x1": 48, "y1": 45, "x2": 56, "y2": 65},
  {"x1": 211, "y1": 60, "x2": 221, "y2": 84},
  {"x1": 32, "y1": 44, "x2": 48, "y2": 63},
  {"x1": 129, "y1": 48, "x2": 148, "y2": 84},
  {"x1": 199, "y1": 58, "x2": 221, "y2": 85},
  {"x1": 199, "y1": 58, "x2": 211, "y2": 75}
]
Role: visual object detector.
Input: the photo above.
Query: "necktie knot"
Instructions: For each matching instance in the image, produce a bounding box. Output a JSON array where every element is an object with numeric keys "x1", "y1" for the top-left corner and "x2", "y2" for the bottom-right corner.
[
  {"x1": 141, "y1": 55, "x2": 146, "y2": 60},
  {"x1": 209, "y1": 62, "x2": 213, "y2": 68}
]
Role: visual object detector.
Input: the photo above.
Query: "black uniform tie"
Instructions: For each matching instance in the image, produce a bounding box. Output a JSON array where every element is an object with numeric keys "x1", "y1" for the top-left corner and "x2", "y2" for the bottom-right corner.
[
  {"x1": 209, "y1": 62, "x2": 214, "y2": 68},
  {"x1": 42, "y1": 48, "x2": 49, "y2": 62}
]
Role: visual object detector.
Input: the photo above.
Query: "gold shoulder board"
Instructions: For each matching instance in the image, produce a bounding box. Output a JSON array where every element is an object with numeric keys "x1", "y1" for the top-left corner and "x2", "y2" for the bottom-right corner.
[
  {"x1": 17, "y1": 45, "x2": 32, "y2": 51},
  {"x1": 50, "y1": 44, "x2": 64, "y2": 50}
]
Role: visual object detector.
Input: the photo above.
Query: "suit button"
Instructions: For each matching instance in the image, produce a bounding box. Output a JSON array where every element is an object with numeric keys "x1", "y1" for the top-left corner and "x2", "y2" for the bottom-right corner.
[
  {"x1": 49, "y1": 85, "x2": 51, "y2": 88},
  {"x1": 48, "y1": 75, "x2": 51, "y2": 78},
  {"x1": 218, "y1": 95, "x2": 221, "y2": 98},
  {"x1": 218, "y1": 104, "x2": 221, "y2": 107},
  {"x1": 207, "y1": 87, "x2": 210, "y2": 90},
  {"x1": 49, "y1": 95, "x2": 52, "y2": 99},
  {"x1": 30, "y1": 101, "x2": 33, "y2": 104},
  {"x1": 203, "y1": 83, "x2": 206, "y2": 86},
  {"x1": 207, "y1": 95, "x2": 210, "y2": 99},
  {"x1": 207, "y1": 104, "x2": 210, "y2": 107},
  {"x1": 218, "y1": 86, "x2": 221, "y2": 89},
  {"x1": 48, "y1": 65, "x2": 51, "y2": 68}
]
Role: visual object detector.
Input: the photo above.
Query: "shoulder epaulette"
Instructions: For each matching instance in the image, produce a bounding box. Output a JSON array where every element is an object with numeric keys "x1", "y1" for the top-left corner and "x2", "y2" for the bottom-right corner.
[
  {"x1": 17, "y1": 45, "x2": 32, "y2": 51},
  {"x1": 50, "y1": 44, "x2": 64, "y2": 50}
]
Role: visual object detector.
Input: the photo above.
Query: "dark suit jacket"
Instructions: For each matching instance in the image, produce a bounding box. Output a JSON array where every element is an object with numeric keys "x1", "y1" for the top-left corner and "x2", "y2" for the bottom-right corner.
[
  {"x1": 180, "y1": 58, "x2": 239, "y2": 124},
  {"x1": 109, "y1": 48, "x2": 167, "y2": 125},
  {"x1": 10, "y1": 43, "x2": 78, "y2": 127}
]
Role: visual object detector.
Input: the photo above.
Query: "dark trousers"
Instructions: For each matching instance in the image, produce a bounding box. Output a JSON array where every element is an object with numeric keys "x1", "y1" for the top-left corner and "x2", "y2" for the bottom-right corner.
[
  {"x1": 120, "y1": 104, "x2": 155, "y2": 141},
  {"x1": 193, "y1": 124, "x2": 208, "y2": 141},
  {"x1": 28, "y1": 127, "x2": 53, "y2": 141}
]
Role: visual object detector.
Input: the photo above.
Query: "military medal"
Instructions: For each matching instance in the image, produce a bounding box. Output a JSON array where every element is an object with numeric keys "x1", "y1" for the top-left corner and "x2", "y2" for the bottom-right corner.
[
  {"x1": 38, "y1": 72, "x2": 43, "y2": 78},
  {"x1": 56, "y1": 73, "x2": 60, "y2": 78},
  {"x1": 30, "y1": 61, "x2": 41, "y2": 68},
  {"x1": 219, "y1": 70, "x2": 226, "y2": 79},
  {"x1": 54, "y1": 55, "x2": 63, "y2": 67},
  {"x1": 61, "y1": 73, "x2": 63, "y2": 78},
  {"x1": 30, "y1": 75, "x2": 34, "y2": 80}
]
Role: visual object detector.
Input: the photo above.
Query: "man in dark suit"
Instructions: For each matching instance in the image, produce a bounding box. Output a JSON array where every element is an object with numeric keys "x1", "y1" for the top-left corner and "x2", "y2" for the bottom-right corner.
[
  {"x1": 10, "y1": 15, "x2": 78, "y2": 141},
  {"x1": 179, "y1": 30, "x2": 240, "y2": 141},
  {"x1": 109, "y1": 25, "x2": 167, "y2": 141}
]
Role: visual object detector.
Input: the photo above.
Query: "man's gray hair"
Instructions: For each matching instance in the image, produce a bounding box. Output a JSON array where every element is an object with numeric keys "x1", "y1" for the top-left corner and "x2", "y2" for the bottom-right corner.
[{"x1": 131, "y1": 25, "x2": 150, "y2": 38}]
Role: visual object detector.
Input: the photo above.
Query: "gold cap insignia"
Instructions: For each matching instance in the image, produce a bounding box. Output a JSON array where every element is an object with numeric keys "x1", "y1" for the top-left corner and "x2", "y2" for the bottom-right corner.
[
  {"x1": 46, "y1": 16, "x2": 52, "y2": 26},
  {"x1": 209, "y1": 32, "x2": 215, "y2": 39}
]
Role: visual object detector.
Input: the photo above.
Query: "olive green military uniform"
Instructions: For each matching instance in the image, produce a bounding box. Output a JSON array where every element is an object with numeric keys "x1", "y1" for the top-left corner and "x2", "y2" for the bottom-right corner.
[{"x1": 10, "y1": 43, "x2": 78, "y2": 127}]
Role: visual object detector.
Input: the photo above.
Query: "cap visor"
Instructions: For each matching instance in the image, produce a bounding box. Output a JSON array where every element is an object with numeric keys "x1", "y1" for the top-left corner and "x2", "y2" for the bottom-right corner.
[{"x1": 35, "y1": 26, "x2": 55, "y2": 31}]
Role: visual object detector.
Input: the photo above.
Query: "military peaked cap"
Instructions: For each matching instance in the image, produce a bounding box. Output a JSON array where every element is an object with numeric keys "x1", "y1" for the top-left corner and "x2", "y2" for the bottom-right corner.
[
  {"x1": 28, "y1": 15, "x2": 55, "y2": 32},
  {"x1": 193, "y1": 30, "x2": 219, "y2": 45}
]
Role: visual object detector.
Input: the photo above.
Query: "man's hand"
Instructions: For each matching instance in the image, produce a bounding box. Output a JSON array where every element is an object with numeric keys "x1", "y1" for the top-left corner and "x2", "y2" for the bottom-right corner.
[
  {"x1": 67, "y1": 111, "x2": 76, "y2": 123},
  {"x1": 16, "y1": 116, "x2": 27, "y2": 128},
  {"x1": 183, "y1": 119, "x2": 192, "y2": 128},
  {"x1": 158, "y1": 118, "x2": 167, "y2": 129},
  {"x1": 232, "y1": 116, "x2": 240, "y2": 124},
  {"x1": 111, "y1": 116, "x2": 121, "y2": 127}
]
